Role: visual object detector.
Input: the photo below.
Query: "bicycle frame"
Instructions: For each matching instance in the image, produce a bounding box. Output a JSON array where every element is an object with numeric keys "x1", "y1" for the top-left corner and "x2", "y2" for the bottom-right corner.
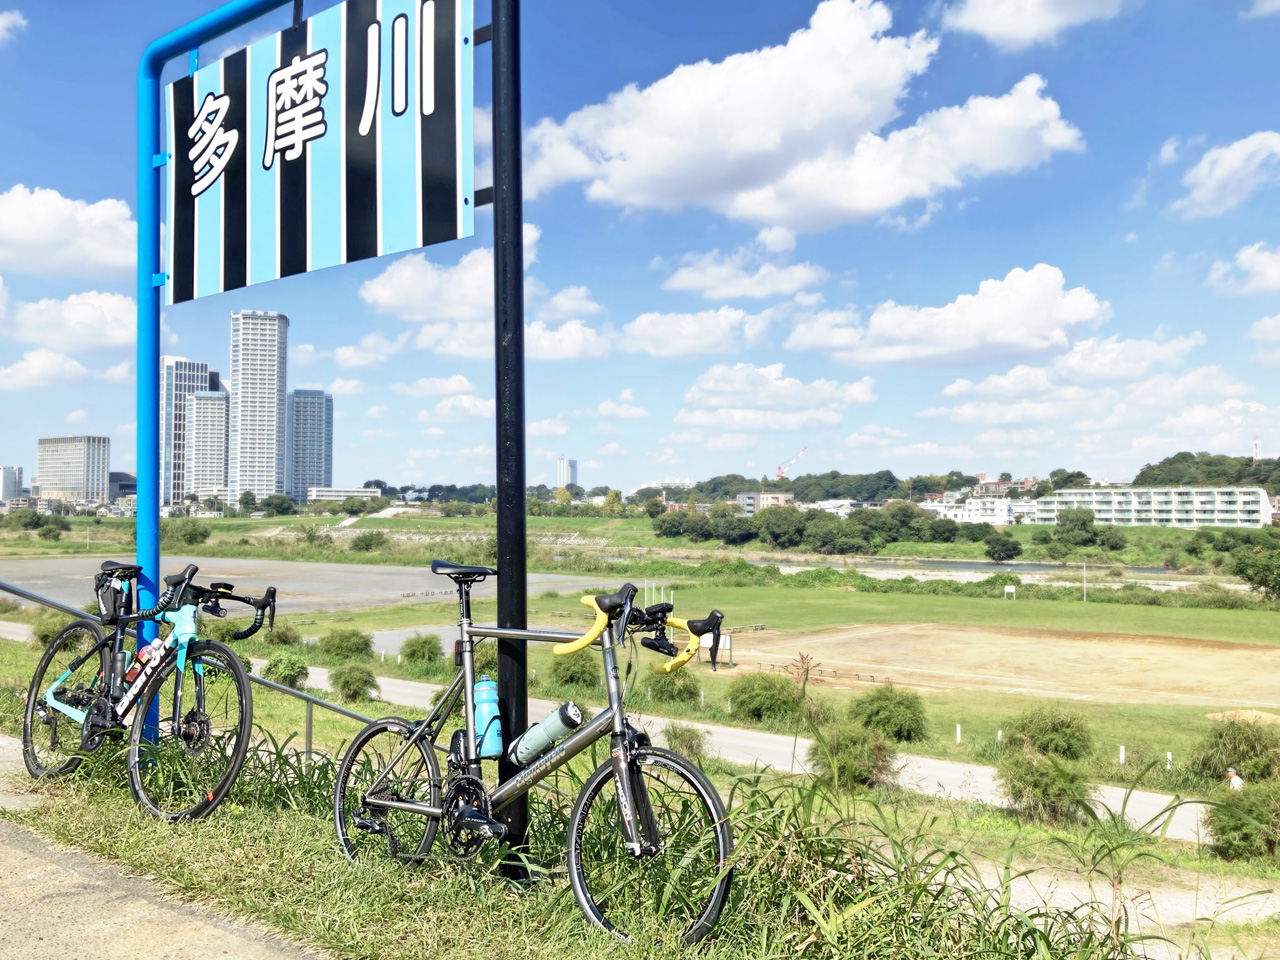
[{"x1": 361, "y1": 586, "x2": 654, "y2": 854}]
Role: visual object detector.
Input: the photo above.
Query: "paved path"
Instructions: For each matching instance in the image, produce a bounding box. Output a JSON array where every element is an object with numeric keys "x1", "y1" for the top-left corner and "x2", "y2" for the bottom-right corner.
[{"x1": 272, "y1": 662, "x2": 1207, "y2": 842}]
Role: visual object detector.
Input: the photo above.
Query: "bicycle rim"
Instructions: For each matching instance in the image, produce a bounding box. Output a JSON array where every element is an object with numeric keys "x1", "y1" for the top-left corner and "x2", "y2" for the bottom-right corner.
[
  {"x1": 127, "y1": 641, "x2": 251, "y2": 820},
  {"x1": 568, "y1": 747, "x2": 732, "y2": 945},
  {"x1": 334, "y1": 720, "x2": 440, "y2": 863},
  {"x1": 23, "y1": 621, "x2": 108, "y2": 779}
]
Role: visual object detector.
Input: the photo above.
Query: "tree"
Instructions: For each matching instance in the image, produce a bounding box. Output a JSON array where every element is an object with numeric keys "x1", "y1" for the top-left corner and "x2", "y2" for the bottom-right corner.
[
  {"x1": 1049, "y1": 468, "x2": 1091, "y2": 489},
  {"x1": 707, "y1": 500, "x2": 739, "y2": 518},
  {"x1": 652, "y1": 511, "x2": 684, "y2": 538},
  {"x1": 260, "y1": 493, "x2": 297, "y2": 516},
  {"x1": 604, "y1": 489, "x2": 623, "y2": 517},
  {"x1": 998, "y1": 472, "x2": 1013, "y2": 483},
  {"x1": 553, "y1": 486, "x2": 572, "y2": 507},
  {"x1": 643, "y1": 497, "x2": 663, "y2": 519},
  {"x1": 184, "y1": 492, "x2": 199, "y2": 504},
  {"x1": 1054, "y1": 507, "x2": 1097, "y2": 546},
  {"x1": 565, "y1": 483, "x2": 585, "y2": 499},
  {"x1": 587, "y1": 486, "x2": 610, "y2": 497},
  {"x1": 984, "y1": 533, "x2": 1023, "y2": 562},
  {"x1": 753, "y1": 505, "x2": 807, "y2": 549},
  {"x1": 339, "y1": 497, "x2": 366, "y2": 516},
  {"x1": 362, "y1": 479, "x2": 389, "y2": 492},
  {"x1": 1234, "y1": 550, "x2": 1280, "y2": 600},
  {"x1": 238, "y1": 490, "x2": 257, "y2": 511}
]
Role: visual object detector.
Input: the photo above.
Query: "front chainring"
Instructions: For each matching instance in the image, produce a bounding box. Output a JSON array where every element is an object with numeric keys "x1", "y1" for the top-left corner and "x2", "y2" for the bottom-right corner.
[
  {"x1": 79, "y1": 697, "x2": 120, "y2": 752},
  {"x1": 443, "y1": 774, "x2": 491, "y2": 859}
]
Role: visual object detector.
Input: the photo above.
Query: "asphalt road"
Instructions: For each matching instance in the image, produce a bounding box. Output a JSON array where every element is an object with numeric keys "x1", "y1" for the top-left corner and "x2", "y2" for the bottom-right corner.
[{"x1": 0, "y1": 555, "x2": 619, "y2": 615}]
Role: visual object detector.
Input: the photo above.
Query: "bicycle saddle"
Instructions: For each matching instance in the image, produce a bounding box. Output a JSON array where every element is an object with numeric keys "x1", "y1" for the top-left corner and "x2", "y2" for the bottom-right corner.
[
  {"x1": 594, "y1": 583, "x2": 637, "y2": 617},
  {"x1": 430, "y1": 559, "x2": 498, "y2": 582},
  {"x1": 686, "y1": 610, "x2": 724, "y2": 637},
  {"x1": 100, "y1": 560, "x2": 142, "y2": 578}
]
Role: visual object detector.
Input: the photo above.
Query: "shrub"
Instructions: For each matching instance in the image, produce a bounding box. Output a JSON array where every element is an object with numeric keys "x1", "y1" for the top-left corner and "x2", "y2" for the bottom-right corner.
[
  {"x1": 807, "y1": 723, "x2": 896, "y2": 792},
  {"x1": 996, "y1": 745, "x2": 1094, "y2": 824},
  {"x1": 551, "y1": 650, "x2": 601, "y2": 689},
  {"x1": 663, "y1": 722, "x2": 709, "y2": 763},
  {"x1": 349, "y1": 530, "x2": 389, "y2": 552},
  {"x1": 203, "y1": 617, "x2": 249, "y2": 644},
  {"x1": 799, "y1": 695, "x2": 837, "y2": 728},
  {"x1": 401, "y1": 632, "x2": 445, "y2": 663},
  {"x1": 728, "y1": 671, "x2": 799, "y2": 722},
  {"x1": 32, "y1": 610, "x2": 72, "y2": 647},
  {"x1": 37, "y1": 525, "x2": 62, "y2": 541},
  {"x1": 848, "y1": 683, "x2": 928, "y2": 743},
  {"x1": 984, "y1": 534, "x2": 1022, "y2": 562},
  {"x1": 317, "y1": 627, "x2": 374, "y2": 659},
  {"x1": 262, "y1": 652, "x2": 309, "y2": 689},
  {"x1": 1189, "y1": 719, "x2": 1280, "y2": 783},
  {"x1": 650, "y1": 666, "x2": 700, "y2": 705},
  {"x1": 261, "y1": 619, "x2": 302, "y2": 646},
  {"x1": 1031, "y1": 528, "x2": 1054, "y2": 545},
  {"x1": 329, "y1": 663, "x2": 378, "y2": 702},
  {"x1": 161, "y1": 517, "x2": 212, "y2": 546},
  {"x1": 0, "y1": 598, "x2": 19, "y2": 615},
  {"x1": 1008, "y1": 705, "x2": 1093, "y2": 760},
  {"x1": 472, "y1": 641, "x2": 498, "y2": 679},
  {"x1": 1206, "y1": 782, "x2": 1280, "y2": 860}
]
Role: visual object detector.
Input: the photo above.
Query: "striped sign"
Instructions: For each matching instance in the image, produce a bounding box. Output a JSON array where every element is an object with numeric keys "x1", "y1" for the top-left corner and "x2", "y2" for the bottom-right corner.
[{"x1": 165, "y1": 0, "x2": 474, "y2": 305}]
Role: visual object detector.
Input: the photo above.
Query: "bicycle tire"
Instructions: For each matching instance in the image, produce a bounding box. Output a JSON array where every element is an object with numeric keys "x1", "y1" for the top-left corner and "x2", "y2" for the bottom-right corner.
[
  {"x1": 126, "y1": 639, "x2": 252, "y2": 821},
  {"x1": 22, "y1": 619, "x2": 109, "y2": 779},
  {"x1": 334, "y1": 718, "x2": 441, "y2": 863},
  {"x1": 567, "y1": 746, "x2": 733, "y2": 945}
]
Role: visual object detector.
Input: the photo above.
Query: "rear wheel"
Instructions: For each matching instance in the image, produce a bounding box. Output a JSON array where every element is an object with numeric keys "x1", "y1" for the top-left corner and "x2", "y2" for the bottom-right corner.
[
  {"x1": 334, "y1": 718, "x2": 441, "y2": 863},
  {"x1": 126, "y1": 640, "x2": 252, "y2": 821},
  {"x1": 22, "y1": 620, "x2": 108, "y2": 779},
  {"x1": 567, "y1": 746, "x2": 733, "y2": 945}
]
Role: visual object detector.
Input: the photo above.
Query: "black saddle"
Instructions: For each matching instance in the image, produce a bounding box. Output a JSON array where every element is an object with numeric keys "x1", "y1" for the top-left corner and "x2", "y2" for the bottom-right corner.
[
  {"x1": 99, "y1": 560, "x2": 142, "y2": 579},
  {"x1": 431, "y1": 559, "x2": 497, "y2": 583}
]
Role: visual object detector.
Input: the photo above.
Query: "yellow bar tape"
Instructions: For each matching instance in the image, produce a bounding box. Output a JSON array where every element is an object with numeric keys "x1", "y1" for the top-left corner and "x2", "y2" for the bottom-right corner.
[
  {"x1": 653, "y1": 615, "x2": 699, "y2": 675},
  {"x1": 552, "y1": 595, "x2": 610, "y2": 655}
]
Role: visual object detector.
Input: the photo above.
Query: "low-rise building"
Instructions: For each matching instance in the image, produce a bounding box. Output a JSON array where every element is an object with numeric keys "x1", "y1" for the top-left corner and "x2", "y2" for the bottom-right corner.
[
  {"x1": 921, "y1": 497, "x2": 1015, "y2": 525},
  {"x1": 1035, "y1": 487, "x2": 1273, "y2": 528},
  {"x1": 307, "y1": 486, "x2": 380, "y2": 502},
  {"x1": 806, "y1": 499, "x2": 886, "y2": 518},
  {"x1": 973, "y1": 476, "x2": 1040, "y2": 496},
  {"x1": 734, "y1": 491, "x2": 795, "y2": 515}
]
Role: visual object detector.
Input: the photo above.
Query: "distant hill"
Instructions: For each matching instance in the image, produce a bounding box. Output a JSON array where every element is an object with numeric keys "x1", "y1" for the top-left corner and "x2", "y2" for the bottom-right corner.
[{"x1": 1132, "y1": 452, "x2": 1280, "y2": 493}]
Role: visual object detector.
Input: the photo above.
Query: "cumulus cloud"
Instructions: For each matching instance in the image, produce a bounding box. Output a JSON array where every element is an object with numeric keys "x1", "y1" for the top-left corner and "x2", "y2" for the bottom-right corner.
[
  {"x1": 328, "y1": 378, "x2": 365, "y2": 395},
  {"x1": 0, "y1": 348, "x2": 91, "y2": 389},
  {"x1": 365, "y1": 405, "x2": 389, "y2": 419},
  {"x1": 1172, "y1": 132, "x2": 1280, "y2": 219},
  {"x1": 598, "y1": 389, "x2": 650, "y2": 419},
  {"x1": 942, "y1": 0, "x2": 1126, "y2": 50},
  {"x1": 662, "y1": 246, "x2": 827, "y2": 299},
  {"x1": 0, "y1": 288, "x2": 136, "y2": 351},
  {"x1": 334, "y1": 331, "x2": 411, "y2": 367},
  {"x1": 1244, "y1": 0, "x2": 1280, "y2": 17},
  {"x1": 0, "y1": 185, "x2": 135, "y2": 276},
  {"x1": 0, "y1": 10, "x2": 26, "y2": 45},
  {"x1": 685, "y1": 362, "x2": 875, "y2": 407},
  {"x1": 290, "y1": 344, "x2": 325, "y2": 366},
  {"x1": 433, "y1": 394, "x2": 495, "y2": 418},
  {"x1": 526, "y1": 319, "x2": 609, "y2": 359},
  {"x1": 391, "y1": 374, "x2": 475, "y2": 397},
  {"x1": 622, "y1": 306, "x2": 768, "y2": 357},
  {"x1": 786, "y1": 264, "x2": 1108, "y2": 364},
  {"x1": 65, "y1": 409, "x2": 87, "y2": 423},
  {"x1": 524, "y1": 1, "x2": 1081, "y2": 233},
  {"x1": 846, "y1": 424, "x2": 907, "y2": 447},
  {"x1": 888, "y1": 440, "x2": 975, "y2": 459},
  {"x1": 675, "y1": 407, "x2": 844, "y2": 431},
  {"x1": 535, "y1": 285, "x2": 602, "y2": 322},
  {"x1": 596, "y1": 442, "x2": 628, "y2": 456},
  {"x1": 1209, "y1": 242, "x2": 1280, "y2": 294}
]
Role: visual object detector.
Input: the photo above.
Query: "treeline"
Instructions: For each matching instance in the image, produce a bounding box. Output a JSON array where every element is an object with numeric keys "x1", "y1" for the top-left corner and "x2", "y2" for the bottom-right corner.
[{"x1": 1133, "y1": 451, "x2": 1280, "y2": 493}]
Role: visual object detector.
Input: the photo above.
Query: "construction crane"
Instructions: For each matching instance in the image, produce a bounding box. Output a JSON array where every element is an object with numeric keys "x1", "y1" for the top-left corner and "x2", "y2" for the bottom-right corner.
[{"x1": 776, "y1": 447, "x2": 806, "y2": 479}]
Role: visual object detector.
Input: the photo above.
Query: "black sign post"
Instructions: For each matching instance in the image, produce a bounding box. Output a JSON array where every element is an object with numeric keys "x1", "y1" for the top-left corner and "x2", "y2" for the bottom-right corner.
[{"x1": 491, "y1": 0, "x2": 529, "y2": 873}]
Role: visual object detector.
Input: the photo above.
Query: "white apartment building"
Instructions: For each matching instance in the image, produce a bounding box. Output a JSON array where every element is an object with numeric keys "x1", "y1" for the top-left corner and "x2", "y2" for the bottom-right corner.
[
  {"x1": 307, "y1": 486, "x2": 379, "y2": 502},
  {"x1": 735, "y1": 491, "x2": 795, "y2": 516},
  {"x1": 228, "y1": 311, "x2": 288, "y2": 503},
  {"x1": 556, "y1": 457, "x2": 578, "y2": 489},
  {"x1": 0, "y1": 466, "x2": 22, "y2": 500},
  {"x1": 1035, "y1": 487, "x2": 1273, "y2": 528},
  {"x1": 35, "y1": 436, "x2": 110, "y2": 501},
  {"x1": 185, "y1": 389, "x2": 229, "y2": 501},
  {"x1": 159, "y1": 356, "x2": 219, "y2": 504},
  {"x1": 287, "y1": 390, "x2": 333, "y2": 504},
  {"x1": 921, "y1": 497, "x2": 1015, "y2": 525}
]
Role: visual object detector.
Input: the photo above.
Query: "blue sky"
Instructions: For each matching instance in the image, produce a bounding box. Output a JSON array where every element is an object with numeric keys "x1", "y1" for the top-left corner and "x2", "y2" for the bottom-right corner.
[{"x1": 3, "y1": 0, "x2": 1280, "y2": 493}]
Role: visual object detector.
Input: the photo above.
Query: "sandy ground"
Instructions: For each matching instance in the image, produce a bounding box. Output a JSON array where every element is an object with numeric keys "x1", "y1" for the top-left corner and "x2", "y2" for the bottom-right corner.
[{"x1": 738, "y1": 622, "x2": 1280, "y2": 708}]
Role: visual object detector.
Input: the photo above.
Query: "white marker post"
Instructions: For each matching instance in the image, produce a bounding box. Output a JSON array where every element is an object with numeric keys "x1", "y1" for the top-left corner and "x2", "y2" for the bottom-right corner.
[
  {"x1": 1167, "y1": 751, "x2": 1173, "y2": 770},
  {"x1": 956, "y1": 724, "x2": 962, "y2": 744},
  {"x1": 1119, "y1": 745, "x2": 1126, "y2": 765}
]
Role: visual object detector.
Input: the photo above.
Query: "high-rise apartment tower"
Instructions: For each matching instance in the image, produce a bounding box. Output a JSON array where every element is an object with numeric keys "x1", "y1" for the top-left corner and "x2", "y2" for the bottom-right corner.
[
  {"x1": 0, "y1": 466, "x2": 23, "y2": 500},
  {"x1": 185, "y1": 388, "x2": 230, "y2": 501},
  {"x1": 36, "y1": 437, "x2": 110, "y2": 501},
  {"x1": 556, "y1": 457, "x2": 578, "y2": 489},
  {"x1": 159, "y1": 356, "x2": 220, "y2": 504},
  {"x1": 228, "y1": 311, "x2": 289, "y2": 503},
  {"x1": 286, "y1": 389, "x2": 333, "y2": 504}
]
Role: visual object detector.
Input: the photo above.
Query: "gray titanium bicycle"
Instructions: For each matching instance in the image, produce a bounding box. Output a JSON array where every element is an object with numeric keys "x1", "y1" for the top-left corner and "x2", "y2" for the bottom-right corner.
[{"x1": 333, "y1": 559, "x2": 733, "y2": 945}]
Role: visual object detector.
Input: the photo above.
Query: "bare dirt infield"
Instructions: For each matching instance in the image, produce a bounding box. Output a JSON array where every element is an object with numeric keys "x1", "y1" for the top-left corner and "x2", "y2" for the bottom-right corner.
[{"x1": 736, "y1": 623, "x2": 1280, "y2": 708}]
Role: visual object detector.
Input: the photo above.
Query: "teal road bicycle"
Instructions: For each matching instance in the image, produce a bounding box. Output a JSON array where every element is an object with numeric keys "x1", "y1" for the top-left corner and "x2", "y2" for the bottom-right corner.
[{"x1": 22, "y1": 560, "x2": 275, "y2": 820}]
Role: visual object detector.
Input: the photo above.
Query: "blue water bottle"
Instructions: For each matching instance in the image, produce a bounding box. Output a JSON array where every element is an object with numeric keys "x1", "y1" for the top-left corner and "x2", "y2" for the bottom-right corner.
[{"x1": 473, "y1": 676, "x2": 503, "y2": 759}]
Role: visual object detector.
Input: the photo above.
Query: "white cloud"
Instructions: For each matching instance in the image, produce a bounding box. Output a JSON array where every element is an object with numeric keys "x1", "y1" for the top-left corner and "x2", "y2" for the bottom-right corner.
[
  {"x1": 1244, "y1": 0, "x2": 1280, "y2": 17},
  {"x1": 328, "y1": 378, "x2": 365, "y2": 395},
  {"x1": 921, "y1": 399, "x2": 1062, "y2": 424},
  {"x1": 846, "y1": 424, "x2": 907, "y2": 447},
  {"x1": 942, "y1": 0, "x2": 1126, "y2": 50},
  {"x1": 391, "y1": 374, "x2": 475, "y2": 397},
  {"x1": 1123, "y1": 232, "x2": 1138, "y2": 243},
  {"x1": 1125, "y1": 366, "x2": 1249, "y2": 406},
  {"x1": 662, "y1": 247, "x2": 827, "y2": 299},
  {"x1": 1172, "y1": 132, "x2": 1280, "y2": 219},
  {"x1": 421, "y1": 426, "x2": 445, "y2": 436},
  {"x1": 290, "y1": 344, "x2": 325, "y2": 366},
  {"x1": 433, "y1": 394, "x2": 495, "y2": 418},
  {"x1": 596, "y1": 442, "x2": 627, "y2": 456},
  {"x1": 535, "y1": 285, "x2": 602, "y2": 322},
  {"x1": 787, "y1": 263, "x2": 1108, "y2": 364},
  {"x1": 0, "y1": 348, "x2": 90, "y2": 389},
  {"x1": 1049, "y1": 334, "x2": 1203, "y2": 382},
  {"x1": 528, "y1": 417, "x2": 568, "y2": 436},
  {"x1": 597, "y1": 391, "x2": 650, "y2": 418},
  {"x1": 1248, "y1": 314, "x2": 1280, "y2": 343},
  {"x1": 0, "y1": 185, "x2": 135, "y2": 276},
  {"x1": 977, "y1": 428, "x2": 1046, "y2": 446},
  {"x1": 621, "y1": 306, "x2": 767, "y2": 357},
  {"x1": 579, "y1": 459, "x2": 602, "y2": 469},
  {"x1": 0, "y1": 10, "x2": 27, "y2": 46},
  {"x1": 65, "y1": 409, "x2": 87, "y2": 423},
  {"x1": 334, "y1": 331, "x2": 411, "y2": 367},
  {"x1": 526, "y1": 319, "x2": 609, "y2": 359},
  {"x1": 365, "y1": 404, "x2": 389, "y2": 419},
  {"x1": 887, "y1": 440, "x2": 975, "y2": 459},
  {"x1": 685, "y1": 362, "x2": 876, "y2": 407},
  {"x1": 1158, "y1": 137, "x2": 1181, "y2": 166},
  {"x1": 676, "y1": 407, "x2": 845, "y2": 431},
  {"x1": 756, "y1": 226, "x2": 796, "y2": 253},
  {"x1": 0, "y1": 287, "x2": 136, "y2": 351},
  {"x1": 1209, "y1": 242, "x2": 1280, "y2": 294}
]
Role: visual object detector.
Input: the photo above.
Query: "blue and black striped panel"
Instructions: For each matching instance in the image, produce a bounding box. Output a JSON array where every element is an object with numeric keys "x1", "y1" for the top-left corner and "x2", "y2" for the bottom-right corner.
[{"x1": 166, "y1": 0, "x2": 474, "y2": 305}]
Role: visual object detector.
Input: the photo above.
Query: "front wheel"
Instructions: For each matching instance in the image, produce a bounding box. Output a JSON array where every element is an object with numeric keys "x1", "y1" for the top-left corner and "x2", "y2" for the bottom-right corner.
[
  {"x1": 567, "y1": 746, "x2": 733, "y2": 945},
  {"x1": 22, "y1": 620, "x2": 108, "y2": 779},
  {"x1": 126, "y1": 640, "x2": 252, "y2": 820}
]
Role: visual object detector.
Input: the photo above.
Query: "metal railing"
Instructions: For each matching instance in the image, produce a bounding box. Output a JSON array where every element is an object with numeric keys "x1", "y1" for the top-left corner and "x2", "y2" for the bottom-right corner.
[{"x1": 0, "y1": 578, "x2": 372, "y2": 757}]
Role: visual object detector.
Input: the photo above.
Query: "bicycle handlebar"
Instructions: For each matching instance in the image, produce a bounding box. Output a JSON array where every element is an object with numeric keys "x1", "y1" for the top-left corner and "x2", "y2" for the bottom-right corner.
[{"x1": 551, "y1": 595, "x2": 611, "y2": 655}]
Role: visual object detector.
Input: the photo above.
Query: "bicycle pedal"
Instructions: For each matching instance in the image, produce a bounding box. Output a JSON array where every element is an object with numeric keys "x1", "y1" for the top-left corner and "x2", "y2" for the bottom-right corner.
[
  {"x1": 352, "y1": 815, "x2": 386, "y2": 835},
  {"x1": 456, "y1": 805, "x2": 507, "y2": 841}
]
